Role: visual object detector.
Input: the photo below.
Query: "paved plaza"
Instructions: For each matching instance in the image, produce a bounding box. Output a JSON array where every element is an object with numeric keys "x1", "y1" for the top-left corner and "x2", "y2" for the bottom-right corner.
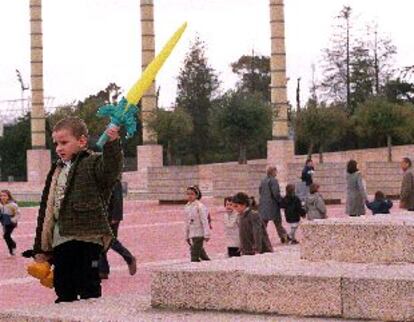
[{"x1": 0, "y1": 200, "x2": 398, "y2": 321}]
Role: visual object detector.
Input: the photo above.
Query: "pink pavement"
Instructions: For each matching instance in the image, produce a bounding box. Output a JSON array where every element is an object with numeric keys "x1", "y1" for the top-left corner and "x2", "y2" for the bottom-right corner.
[{"x1": 0, "y1": 200, "x2": 401, "y2": 310}]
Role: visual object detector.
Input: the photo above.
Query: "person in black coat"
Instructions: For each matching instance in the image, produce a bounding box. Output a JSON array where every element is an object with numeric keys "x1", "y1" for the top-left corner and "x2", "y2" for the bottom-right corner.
[
  {"x1": 301, "y1": 158, "x2": 315, "y2": 187},
  {"x1": 281, "y1": 184, "x2": 306, "y2": 244},
  {"x1": 99, "y1": 180, "x2": 136, "y2": 279},
  {"x1": 366, "y1": 191, "x2": 393, "y2": 215}
]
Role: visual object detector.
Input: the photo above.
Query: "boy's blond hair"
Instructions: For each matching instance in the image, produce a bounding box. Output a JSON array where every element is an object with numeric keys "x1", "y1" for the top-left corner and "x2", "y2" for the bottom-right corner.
[{"x1": 53, "y1": 117, "x2": 88, "y2": 139}]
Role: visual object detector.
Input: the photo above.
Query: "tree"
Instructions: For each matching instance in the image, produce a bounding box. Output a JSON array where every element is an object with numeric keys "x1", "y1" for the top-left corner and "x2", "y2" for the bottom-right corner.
[
  {"x1": 354, "y1": 98, "x2": 414, "y2": 162},
  {"x1": 320, "y1": 6, "x2": 352, "y2": 110},
  {"x1": 231, "y1": 54, "x2": 271, "y2": 101},
  {"x1": 0, "y1": 115, "x2": 31, "y2": 181},
  {"x1": 146, "y1": 108, "x2": 193, "y2": 165},
  {"x1": 295, "y1": 105, "x2": 348, "y2": 162},
  {"x1": 213, "y1": 91, "x2": 272, "y2": 164},
  {"x1": 176, "y1": 36, "x2": 219, "y2": 164},
  {"x1": 320, "y1": 6, "x2": 397, "y2": 113}
]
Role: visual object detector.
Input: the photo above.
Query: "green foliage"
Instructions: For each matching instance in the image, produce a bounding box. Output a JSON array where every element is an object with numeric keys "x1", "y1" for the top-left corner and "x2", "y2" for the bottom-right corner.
[
  {"x1": 295, "y1": 104, "x2": 349, "y2": 161},
  {"x1": 231, "y1": 55, "x2": 271, "y2": 101},
  {"x1": 212, "y1": 91, "x2": 272, "y2": 164},
  {"x1": 17, "y1": 201, "x2": 39, "y2": 207},
  {"x1": 147, "y1": 108, "x2": 193, "y2": 165},
  {"x1": 354, "y1": 98, "x2": 414, "y2": 145},
  {"x1": 384, "y1": 78, "x2": 414, "y2": 104},
  {"x1": 0, "y1": 115, "x2": 31, "y2": 181},
  {"x1": 176, "y1": 36, "x2": 219, "y2": 164}
]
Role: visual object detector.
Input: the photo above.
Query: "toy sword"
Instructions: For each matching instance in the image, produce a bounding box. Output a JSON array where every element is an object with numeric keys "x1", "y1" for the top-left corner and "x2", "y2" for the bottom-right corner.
[{"x1": 96, "y1": 22, "x2": 188, "y2": 149}]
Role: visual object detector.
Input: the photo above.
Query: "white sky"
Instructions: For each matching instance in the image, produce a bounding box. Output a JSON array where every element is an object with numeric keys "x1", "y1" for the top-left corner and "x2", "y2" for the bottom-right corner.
[{"x1": 0, "y1": 0, "x2": 413, "y2": 109}]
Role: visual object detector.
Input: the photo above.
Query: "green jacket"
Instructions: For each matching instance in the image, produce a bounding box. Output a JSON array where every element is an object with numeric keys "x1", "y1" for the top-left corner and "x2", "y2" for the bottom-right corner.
[{"x1": 33, "y1": 140, "x2": 123, "y2": 253}]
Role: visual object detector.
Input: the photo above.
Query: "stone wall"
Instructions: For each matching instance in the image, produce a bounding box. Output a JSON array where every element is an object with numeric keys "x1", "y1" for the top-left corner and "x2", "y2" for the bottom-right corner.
[{"x1": 294, "y1": 144, "x2": 414, "y2": 174}]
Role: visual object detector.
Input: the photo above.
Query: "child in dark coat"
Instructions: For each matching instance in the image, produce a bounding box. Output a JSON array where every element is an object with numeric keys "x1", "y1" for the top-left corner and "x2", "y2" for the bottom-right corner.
[
  {"x1": 281, "y1": 184, "x2": 306, "y2": 244},
  {"x1": 366, "y1": 191, "x2": 393, "y2": 215}
]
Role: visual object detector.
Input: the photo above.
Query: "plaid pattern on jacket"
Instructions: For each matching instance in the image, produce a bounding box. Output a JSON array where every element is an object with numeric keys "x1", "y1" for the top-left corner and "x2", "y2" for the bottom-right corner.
[{"x1": 33, "y1": 140, "x2": 123, "y2": 253}]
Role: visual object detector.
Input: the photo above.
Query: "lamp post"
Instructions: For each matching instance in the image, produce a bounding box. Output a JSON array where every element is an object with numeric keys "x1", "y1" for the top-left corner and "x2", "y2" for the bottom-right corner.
[{"x1": 16, "y1": 69, "x2": 29, "y2": 113}]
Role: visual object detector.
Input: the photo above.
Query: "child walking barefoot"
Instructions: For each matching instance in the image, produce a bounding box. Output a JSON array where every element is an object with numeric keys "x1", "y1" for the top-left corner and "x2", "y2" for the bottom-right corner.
[{"x1": 184, "y1": 185, "x2": 210, "y2": 262}]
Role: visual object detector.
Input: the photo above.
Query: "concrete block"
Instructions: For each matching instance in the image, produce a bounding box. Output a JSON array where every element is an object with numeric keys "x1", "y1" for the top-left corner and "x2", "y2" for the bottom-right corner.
[
  {"x1": 301, "y1": 216, "x2": 414, "y2": 263},
  {"x1": 342, "y1": 276, "x2": 414, "y2": 321}
]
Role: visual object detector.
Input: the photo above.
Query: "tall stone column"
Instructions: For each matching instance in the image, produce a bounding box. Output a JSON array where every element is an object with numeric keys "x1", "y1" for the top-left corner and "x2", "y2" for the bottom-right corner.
[
  {"x1": 30, "y1": 0, "x2": 46, "y2": 148},
  {"x1": 137, "y1": 0, "x2": 163, "y2": 191},
  {"x1": 270, "y1": 0, "x2": 289, "y2": 139},
  {"x1": 28, "y1": 0, "x2": 50, "y2": 183},
  {"x1": 267, "y1": 0, "x2": 294, "y2": 187},
  {"x1": 140, "y1": 0, "x2": 157, "y2": 144}
]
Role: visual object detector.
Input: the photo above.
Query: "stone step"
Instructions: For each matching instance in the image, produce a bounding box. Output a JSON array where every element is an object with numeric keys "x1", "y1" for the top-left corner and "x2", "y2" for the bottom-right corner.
[
  {"x1": 0, "y1": 293, "x2": 358, "y2": 321},
  {"x1": 151, "y1": 247, "x2": 414, "y2": 321},
  {"x1": 300, "y1": 215, "x2": 414, "y2": 264}
]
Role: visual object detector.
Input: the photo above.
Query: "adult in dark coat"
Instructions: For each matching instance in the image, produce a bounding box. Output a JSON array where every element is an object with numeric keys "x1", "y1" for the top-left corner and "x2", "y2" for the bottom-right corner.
[
  {"x1": 400, "y1": 157, "x2": 414, "y2": 211},
  {"x1": 99, "y1": 180, "x2": 136, "y2": 279},
  {"x1": 232, "y1": 192, "x2": 273, "y2": 255},
  {"x1": 258, "y1": 166, "x2": 288, "y2": 243}
]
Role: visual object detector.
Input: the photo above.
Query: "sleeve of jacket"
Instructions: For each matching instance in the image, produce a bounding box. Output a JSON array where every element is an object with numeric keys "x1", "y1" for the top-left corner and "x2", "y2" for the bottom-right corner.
[
  {"x1": 316, "y1": 196, "x2": 327, "y2": 218},
  {"x1": 199, "y1": 204, "x2": 211, "y2": 238},
  {"x1": 94, "y1": 139, "x2": 123, "y2": 194},
  {"x1": 400, "y1": 172, "x2": 413, "y2": 204},
  {"x1": 108, "y1": 180, "x2": 123, "y2": 221},
  {"x1": 387, "y1": 199, "x2": 393, "y2": 209},
  {"x1": 357, "y1": 173, "x2": 368, "y2": 200},
  {"x1": 269, "y1": 178, "x2": 282, "y2": 204},
  {"x1": 251, "y1": 213, "x2": 264, "y2": 253},
  {"x1": 33, "y1": 165, "x2": 56, "y2": 253}
]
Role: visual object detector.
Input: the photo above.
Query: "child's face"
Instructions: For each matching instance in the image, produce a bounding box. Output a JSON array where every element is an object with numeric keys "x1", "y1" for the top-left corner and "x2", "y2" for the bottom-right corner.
[
  {"x1": 0, "y1": 192, "x2": 9, "y2": 204},
  {"x1": 232, "y1": 202, "x2": 247, "y2": 214},
  {"x1": 186, "y1": 189, "x2": 197, "y2": 202},
  {"x1": 52, "y1": 129, "x2": 87, "y2": 161},
  {"x1": 225, "y1": 201, "x2": 233, "y2": 212}
]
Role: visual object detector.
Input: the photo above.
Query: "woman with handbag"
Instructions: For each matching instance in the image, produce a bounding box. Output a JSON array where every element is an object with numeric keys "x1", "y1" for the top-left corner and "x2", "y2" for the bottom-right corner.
[{"x1": 0, "y1": 190, "x2": 20, "y2": 256}]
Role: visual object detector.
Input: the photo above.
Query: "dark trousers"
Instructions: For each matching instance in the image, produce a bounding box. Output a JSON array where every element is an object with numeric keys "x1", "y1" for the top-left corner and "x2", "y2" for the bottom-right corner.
[
  {"x1": 264, "y1": 217, "x2": 288, "y2": 242},
  {"x1": 99, "y1": 222, "x2": 134, "y2": 275},
  {"x1": 227, "y1": 247, "x2": 240, "y2": 257},
  {"x1": 53, "y1": 240, "x2": 103, "y2": 303},
  {"x1": 2, "y1": 224, "x2": 16, "y2": 254},
  {"x1": 190, "y1": 237, "x2": 209, "y2": 262}
]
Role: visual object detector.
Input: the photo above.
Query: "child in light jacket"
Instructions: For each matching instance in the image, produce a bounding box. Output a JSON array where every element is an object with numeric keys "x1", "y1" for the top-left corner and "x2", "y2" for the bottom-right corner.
[
  {"x1": 304, "y1": 183, "x2": 327, "y2": 220},
  {"x1": 223, "y1": 196, "x2": 240, "y2": 257},
  {"x1": 0, "y1": 190, "x2": 20, "y2": 256},
  {"x1": 185, "y1": 185, "x2": 210, "y2": 262}
]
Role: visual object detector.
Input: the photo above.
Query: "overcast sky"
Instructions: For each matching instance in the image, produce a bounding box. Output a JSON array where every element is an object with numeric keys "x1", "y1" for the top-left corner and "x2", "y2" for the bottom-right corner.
[{"x1": 0, "y1": 0, "x2": 413, "y2": 111}]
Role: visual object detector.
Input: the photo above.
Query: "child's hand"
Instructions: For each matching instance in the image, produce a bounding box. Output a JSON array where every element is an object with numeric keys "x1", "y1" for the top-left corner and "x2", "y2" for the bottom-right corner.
[
  {"x1": 106, "y1": 126, "x2": 120, "y2": 142},
  {"x1": 34, "y1": 253, "x2": 49, "y2": 263}
]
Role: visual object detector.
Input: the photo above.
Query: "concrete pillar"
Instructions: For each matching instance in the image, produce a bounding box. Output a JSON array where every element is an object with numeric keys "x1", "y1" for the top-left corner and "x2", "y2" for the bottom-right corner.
[
  {"x1": 30, "y1": 0, "x2": 46, "y2": 149},
  {"x1": 269, "y1": 0, "x2": 289, "y2": 139},
  {"x1": 140, "y1": 0, "x2": 157, "y2": 144},
  {"x1": 267, "y1": 140, "x2": 294, "y2": 189},
  {"x1": 137, "y1": 144, "x2": 163, "y2": 171},
  {"x1": 27, "y1": 149, "x2": 51, "y2": 183},
  {"x1": 268, "y1": 0, "x2": 294, "y2": 188},
  {"x1": 137, "y1": 0, "x2": 163, "y2": 183},
  {"x1": 28, "y1": 0, "x2": 50, "y2": 184}
]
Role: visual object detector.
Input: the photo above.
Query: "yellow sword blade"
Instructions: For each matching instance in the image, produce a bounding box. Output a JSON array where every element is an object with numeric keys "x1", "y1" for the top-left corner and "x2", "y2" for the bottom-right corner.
[{"x1": 126, "y1": 22, "x2": 187, "y2": 107}]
